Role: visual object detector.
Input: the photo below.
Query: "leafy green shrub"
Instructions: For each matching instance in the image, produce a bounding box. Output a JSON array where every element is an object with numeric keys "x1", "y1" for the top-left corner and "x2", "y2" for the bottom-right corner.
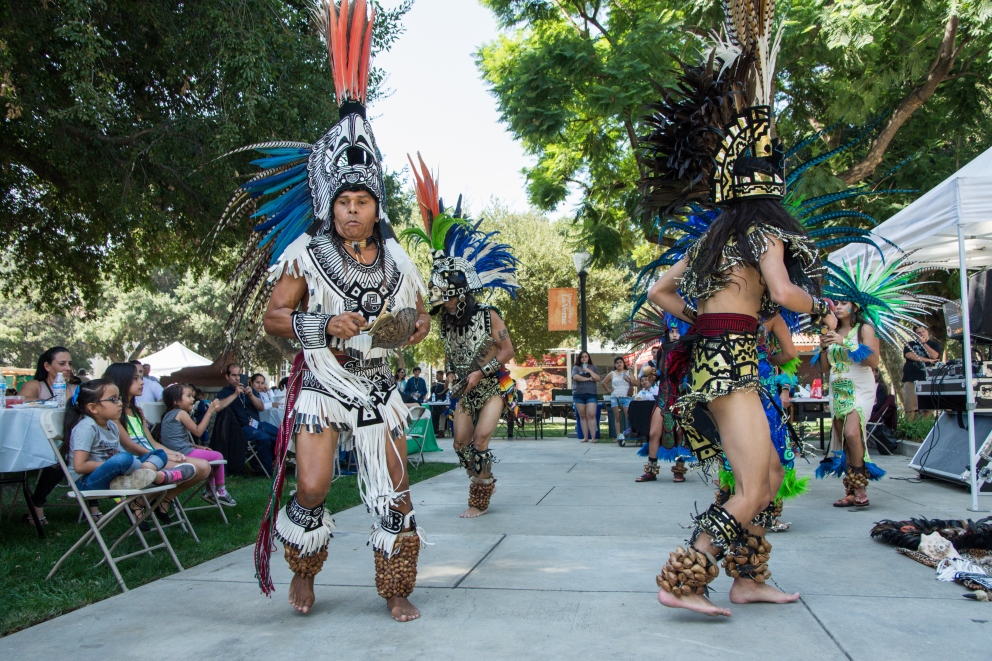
[{"x1": 897, "y1": 415, "x2": 936, "y2": 441}]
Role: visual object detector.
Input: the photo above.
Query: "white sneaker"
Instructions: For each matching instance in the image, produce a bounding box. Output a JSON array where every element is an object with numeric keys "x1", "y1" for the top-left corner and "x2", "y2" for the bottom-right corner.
[{"x1": 616, "y1": 433, "x2": 625, "y2": 441}]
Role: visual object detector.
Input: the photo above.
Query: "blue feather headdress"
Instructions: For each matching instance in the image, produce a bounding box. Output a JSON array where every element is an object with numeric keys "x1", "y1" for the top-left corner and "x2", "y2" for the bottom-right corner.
[
  {"x1": 209, "y1": 2, "x2": 422, "y2": 355},
  {"x1": 400, "y1": 153, "x2": 519, "y2": 312}
]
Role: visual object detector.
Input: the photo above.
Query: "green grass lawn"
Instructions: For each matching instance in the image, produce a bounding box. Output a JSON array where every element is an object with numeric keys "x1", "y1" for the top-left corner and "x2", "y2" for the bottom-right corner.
[{"x1": 0, "y1": 461, "x2": 455, "y2": 637}]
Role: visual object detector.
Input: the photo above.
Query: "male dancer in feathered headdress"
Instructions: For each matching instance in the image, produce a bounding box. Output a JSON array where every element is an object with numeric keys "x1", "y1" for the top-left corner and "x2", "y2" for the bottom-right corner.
[
  {"x1": 402, "y1": 154, "x2": 519, "y2": 518},
  {"x1": 216, "y1": 1, "x2": 432, "y2": 621}
]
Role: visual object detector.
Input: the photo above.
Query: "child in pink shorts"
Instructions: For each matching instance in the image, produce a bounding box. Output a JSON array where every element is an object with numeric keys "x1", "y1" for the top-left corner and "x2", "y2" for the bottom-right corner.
[{"x1": 160, "y1": 383, "x2": 240, "y2": 506}]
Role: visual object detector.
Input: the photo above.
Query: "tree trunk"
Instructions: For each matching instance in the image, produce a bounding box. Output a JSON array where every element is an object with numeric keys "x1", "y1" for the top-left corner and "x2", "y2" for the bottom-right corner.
[
  {"x1": 838, "y1": 15, "x2": 965, "y2": 185},
  {"x1": 262, "y1": 334, "x2": 299, "y2": 362},
  {"x1": 879, "y1": 340, "x2": 906, "y2": 410}
]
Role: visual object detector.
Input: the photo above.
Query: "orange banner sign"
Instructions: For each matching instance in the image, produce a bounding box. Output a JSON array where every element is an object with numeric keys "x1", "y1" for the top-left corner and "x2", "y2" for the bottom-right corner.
[{"x1": 548, "y1": 288, "x2": 578, "y2": 331}]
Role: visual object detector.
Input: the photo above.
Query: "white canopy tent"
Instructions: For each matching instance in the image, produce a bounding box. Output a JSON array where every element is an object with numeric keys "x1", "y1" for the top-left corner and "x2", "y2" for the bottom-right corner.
[
  {"x1": 830, "y1": 146, "x2": 992, "y2": 511},
  {"x1": 140, "y1": 342, "x2": 213, "y2": 377}
]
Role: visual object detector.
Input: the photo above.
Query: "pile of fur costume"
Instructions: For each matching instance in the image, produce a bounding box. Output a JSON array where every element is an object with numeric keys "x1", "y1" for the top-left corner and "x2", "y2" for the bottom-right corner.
[{"x1": 871, "y1": 517, "x2": 992, "y2": 599}]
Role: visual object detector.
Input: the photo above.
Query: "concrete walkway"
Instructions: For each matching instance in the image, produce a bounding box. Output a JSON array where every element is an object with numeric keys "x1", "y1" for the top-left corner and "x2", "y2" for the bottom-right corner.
[{"x1": 3, "y1": 438, "x2": 990, "y2": 660}]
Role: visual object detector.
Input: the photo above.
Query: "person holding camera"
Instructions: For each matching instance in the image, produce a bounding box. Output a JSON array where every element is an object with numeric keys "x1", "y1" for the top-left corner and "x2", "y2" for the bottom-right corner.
[
  {"x1": 572, "y1": 350, "x2": 601, "y2": 443},
  {"x1": 216, "y1": 363, "x2": 276, "y2": 476},
  {"x1": 902, "y1": 324, "x2": 941, "y2": 421}
]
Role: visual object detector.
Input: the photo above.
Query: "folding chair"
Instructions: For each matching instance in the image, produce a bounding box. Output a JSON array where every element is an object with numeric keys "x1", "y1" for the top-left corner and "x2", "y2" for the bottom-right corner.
[
  {"x1": 180, "y1": 459, "x2": 231, "y2": 525},
  {"x1": 246, "y1": 439, "x2": 271, "y2": 478},
  {"x1": 406, "y1": 406, "x2": 431, "y2": 468},
  {"x1": 39, "y1": 414, "x2": 184, "y2": 593},
  {"x1": 866, "y1": 412, "x2": 899, "y2": 455}
]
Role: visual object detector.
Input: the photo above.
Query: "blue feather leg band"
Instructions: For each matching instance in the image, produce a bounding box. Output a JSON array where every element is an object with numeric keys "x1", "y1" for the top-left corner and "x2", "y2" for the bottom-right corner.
[{"x1": 815, "y1": 451, "x2": 886, "y2": 480}]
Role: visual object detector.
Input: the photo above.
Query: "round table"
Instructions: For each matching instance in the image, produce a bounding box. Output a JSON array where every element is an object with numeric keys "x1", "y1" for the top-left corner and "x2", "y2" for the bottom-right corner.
[{"x1": 0, "y1": 406, "x2": 62, "y2": 472}]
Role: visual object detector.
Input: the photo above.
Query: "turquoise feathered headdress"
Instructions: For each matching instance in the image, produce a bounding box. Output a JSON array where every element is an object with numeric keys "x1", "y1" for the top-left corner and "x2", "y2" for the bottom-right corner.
[{"x1": 824, "y1": 250, "x2": 945, "y2": 347}]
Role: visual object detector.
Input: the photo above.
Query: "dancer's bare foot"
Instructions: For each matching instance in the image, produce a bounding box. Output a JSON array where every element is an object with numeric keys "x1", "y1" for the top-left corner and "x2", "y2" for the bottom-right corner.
[
  {"x1": 657, "y1": 588, "x2": 731, "y2": 617},
  {"x1": 387, "y1": 596, "x2": 420, "y2": 622},
  {"x1": 460, "y1": 506, "x2": 486, "y2": 518},
  {"x1": 729, "y1": 578, "x2": 800, "y2": 604},
  {"x1": 288, "y1": 574, "x2": 316, "y2": 613}
]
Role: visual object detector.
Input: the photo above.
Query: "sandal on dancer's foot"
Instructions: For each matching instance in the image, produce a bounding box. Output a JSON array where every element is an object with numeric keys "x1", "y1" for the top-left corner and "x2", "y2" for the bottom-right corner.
[
  {"x1": 769, "y1": 520, "x2": 791, "y2": 532},
  {"x1": 853, "y1": 495, "x2": 869, "y2": 507},
  {"x1": 833, "y1": 495, "x2": 857, "y2": 507},
  {"x1": 635, "y1": 472, "x2": 657, "y2": 482}
]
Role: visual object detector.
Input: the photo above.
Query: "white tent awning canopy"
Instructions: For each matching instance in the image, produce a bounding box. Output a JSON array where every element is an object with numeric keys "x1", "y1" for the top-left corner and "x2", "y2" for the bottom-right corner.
[
  {"x1": 140, "y1": 342, "x2": 213, "y2": 377},
  {"x1": 829, "y1": 147, "x2": 992, "y2": 269}
]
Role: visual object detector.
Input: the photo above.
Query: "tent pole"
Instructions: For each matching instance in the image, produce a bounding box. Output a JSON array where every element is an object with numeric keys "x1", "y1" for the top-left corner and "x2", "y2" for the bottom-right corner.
[{"x1": 957, "y1": 219, "x2": 985, "y2": 511}]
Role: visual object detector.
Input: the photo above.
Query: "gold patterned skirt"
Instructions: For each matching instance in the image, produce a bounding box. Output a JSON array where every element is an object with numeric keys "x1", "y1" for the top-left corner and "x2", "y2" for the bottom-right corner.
[
  {"x1": 457, "y1": 375, "x2": 503, "y2": 423},
  {"x1": 671, "y1": 314, "x2": 762, "y2": 464}
]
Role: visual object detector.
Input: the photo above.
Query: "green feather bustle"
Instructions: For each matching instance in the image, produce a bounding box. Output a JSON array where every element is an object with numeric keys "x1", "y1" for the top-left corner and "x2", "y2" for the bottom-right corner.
[
  {"x1": 718, "y1": 467, "x2": 808, "y2": 501},
  {"x1": 779, "y1": 356, "x2": 801, "y2": 377}
]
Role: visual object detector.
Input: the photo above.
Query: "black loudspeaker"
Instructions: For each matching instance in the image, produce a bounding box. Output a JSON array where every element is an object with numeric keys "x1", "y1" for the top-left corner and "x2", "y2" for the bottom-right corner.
[
  {"x1": 909, "y1": 412, "x2": 992, "y2": 491},
  {"x1": 966, "y1": 270, "x2": 992, "y2": 344},
  {"x1": 944, "y1": 300, "x2": 964, "y2": 338}
]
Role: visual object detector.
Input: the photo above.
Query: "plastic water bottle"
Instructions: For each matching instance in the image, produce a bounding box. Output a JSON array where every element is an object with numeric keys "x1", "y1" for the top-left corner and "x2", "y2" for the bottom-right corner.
[
  {"x1": 53, "y1": 372, "x2": 66, "y2": 407},
  {"x1": 0, "y1": 378, "x2": 6, "y2": 409}
]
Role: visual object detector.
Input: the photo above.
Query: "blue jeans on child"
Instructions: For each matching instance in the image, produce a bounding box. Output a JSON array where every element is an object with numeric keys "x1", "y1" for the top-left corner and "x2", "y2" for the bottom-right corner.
[
  {"x1": 242, "y1": 422, "x2": 277, "y2": 474},
  {"x1": 76, "y1": 450, "x2": 168, "y2": 490}
]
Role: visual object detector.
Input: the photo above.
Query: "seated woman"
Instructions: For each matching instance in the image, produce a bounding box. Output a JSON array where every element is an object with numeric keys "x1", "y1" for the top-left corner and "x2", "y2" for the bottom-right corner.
[
  {"x1": 870, "y1": 368, "x2": 898, "y2": 432},
  {"x1": 20, "y1": 346, "x2": 78, "y2": 403},
  {"x1": 103, "y1": 363, "x2": 210, "y2": 522},
  {"x1": 23, "y1": 347, "x2": 81, "y2": 524}
]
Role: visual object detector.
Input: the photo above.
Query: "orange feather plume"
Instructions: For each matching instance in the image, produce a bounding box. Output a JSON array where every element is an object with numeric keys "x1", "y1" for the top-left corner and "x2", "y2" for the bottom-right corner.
[
  {"x1": 407, "y1": 152, "x2": 440, "y2": 233},
  {"x1": 312, "y1": 0, "x2": 376, "y2": 105}
]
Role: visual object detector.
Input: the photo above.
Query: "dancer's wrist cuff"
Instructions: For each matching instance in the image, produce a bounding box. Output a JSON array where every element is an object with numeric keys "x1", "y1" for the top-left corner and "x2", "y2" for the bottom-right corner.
[
  {"x1": 809, "y1": 297, "x2": 832, "y2": 324},
  {"x1": 682, "y1": 304, "x2": 698, "y2": 323},
  {"x1": 292, "y1": 312, "x2": 335, "y2": 349},
  {"x1": 480, "y1": 358, "x2": 501, "y2": 378}
]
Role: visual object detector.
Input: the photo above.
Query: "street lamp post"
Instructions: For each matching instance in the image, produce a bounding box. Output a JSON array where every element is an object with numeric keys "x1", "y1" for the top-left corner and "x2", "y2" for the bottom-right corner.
[{"x1": 573, "y1": 251, "x2": 591, "y2": 353}]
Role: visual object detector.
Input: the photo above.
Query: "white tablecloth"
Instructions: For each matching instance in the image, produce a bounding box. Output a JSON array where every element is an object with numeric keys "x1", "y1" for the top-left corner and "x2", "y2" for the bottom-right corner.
[
  {"x1": 0, "y1": 407, "x2": 62, "y2": 472},
  {"x1": 259, "y1": 407, "x2": 284, "y2": 428},
  {"x1": 140, "y1": 401, "x2": 166, "y2": 425}
]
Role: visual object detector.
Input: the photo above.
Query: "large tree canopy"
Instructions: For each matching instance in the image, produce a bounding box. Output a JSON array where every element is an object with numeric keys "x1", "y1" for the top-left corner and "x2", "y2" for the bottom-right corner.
[
  {"x1": 477, "y1": 0, "x2": 992, "y2": 265},
  {"x1": 0, "y1": 0, "x2": 409, "y2": 310}
]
